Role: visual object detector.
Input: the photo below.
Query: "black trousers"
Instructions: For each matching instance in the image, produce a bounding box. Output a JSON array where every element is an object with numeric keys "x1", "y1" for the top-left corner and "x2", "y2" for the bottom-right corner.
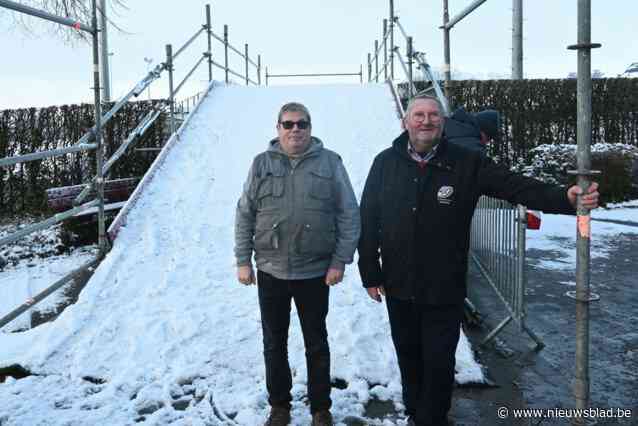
[
  {"x1": 257, "y1": 270, "x2": 331, "y2": 414},
  {"x1": 386, "y1": 297, "x2": 463, "y2": 426}
]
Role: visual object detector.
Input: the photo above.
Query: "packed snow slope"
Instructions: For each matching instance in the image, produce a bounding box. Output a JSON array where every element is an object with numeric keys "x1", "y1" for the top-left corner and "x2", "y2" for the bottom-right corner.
[{"x1": 0, "y1": 83, "x2": 484, "y2": 425}]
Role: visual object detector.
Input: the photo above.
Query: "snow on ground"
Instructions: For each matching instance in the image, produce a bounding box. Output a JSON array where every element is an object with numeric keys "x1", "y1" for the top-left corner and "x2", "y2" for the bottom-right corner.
[
  {"x1": 526, "y1": 200, "x2": 638, "y2": 271},
  {"x1": 0, "y1": 221, "x2": 98, "y2": 332},
  {"x1": 0, "y1": 83, "x2": 485, "y2": 426}
]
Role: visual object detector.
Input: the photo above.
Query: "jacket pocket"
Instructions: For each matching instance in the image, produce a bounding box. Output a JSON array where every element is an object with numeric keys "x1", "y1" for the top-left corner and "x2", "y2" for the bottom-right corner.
[
  {"x1": 254, "y1": 214, "x2": 282, "y2": 251},
  {"x1": 297, "y1": 213, "x2": 336, "y2": 256},
  {"x1": 256, "y1": 172, "x2": 285, "y2": 212},
  {"x1": 306, "y1": 168, "x2": 334, "y2": 211}
]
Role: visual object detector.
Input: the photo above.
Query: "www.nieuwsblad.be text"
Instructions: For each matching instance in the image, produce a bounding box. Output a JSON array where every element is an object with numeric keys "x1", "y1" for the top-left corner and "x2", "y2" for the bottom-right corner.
[{"x1": 497, "y1": 406, "x2": 633, "y2": 420}]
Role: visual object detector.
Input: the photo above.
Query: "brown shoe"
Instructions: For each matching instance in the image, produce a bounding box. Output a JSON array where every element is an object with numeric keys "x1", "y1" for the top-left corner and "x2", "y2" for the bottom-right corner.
[
  {"x1": 311, "y1": 410, "x2": 333, "y2": 426},
  {"x1": 263, "y1": 406, "x2": 290, "y2": 426}
]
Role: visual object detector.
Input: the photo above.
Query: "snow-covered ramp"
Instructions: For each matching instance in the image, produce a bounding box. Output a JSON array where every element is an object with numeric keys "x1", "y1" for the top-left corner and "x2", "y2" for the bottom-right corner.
[{"x1": 0, "y1": 83, "x2": 484, "y2": 425}]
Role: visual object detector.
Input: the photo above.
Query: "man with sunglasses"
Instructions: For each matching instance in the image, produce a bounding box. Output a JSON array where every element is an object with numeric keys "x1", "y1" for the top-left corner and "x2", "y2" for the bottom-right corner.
[
  {"x1": 358, "y1": 95, "x2": 599, "y2": 426},
  {"x1": 235, "y1": 102, "x2": 360, "y2": 426}
]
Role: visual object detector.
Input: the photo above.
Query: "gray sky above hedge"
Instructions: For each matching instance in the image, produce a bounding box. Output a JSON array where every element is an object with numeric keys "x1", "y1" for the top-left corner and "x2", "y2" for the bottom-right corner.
[{"x1": 0, "y1": 0, "x2": 636, "y2": 109}]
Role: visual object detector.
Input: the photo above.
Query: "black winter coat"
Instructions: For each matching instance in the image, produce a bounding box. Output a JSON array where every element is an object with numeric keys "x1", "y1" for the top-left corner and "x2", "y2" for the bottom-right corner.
[{"x1": 357, "y1": 131, "x2": 575, "y2": 305}]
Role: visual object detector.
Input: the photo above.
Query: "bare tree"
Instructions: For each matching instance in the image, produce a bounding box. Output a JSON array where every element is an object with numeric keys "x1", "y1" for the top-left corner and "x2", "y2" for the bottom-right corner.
[{"x1": 4, "y1": 0, "x2": 128, "y2": 43}]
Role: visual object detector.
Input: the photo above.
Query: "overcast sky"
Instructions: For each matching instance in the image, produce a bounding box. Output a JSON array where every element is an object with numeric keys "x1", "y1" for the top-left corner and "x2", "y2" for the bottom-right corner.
[{"x1": 0, "y1": 0, "x2": 635, "y2": 109}]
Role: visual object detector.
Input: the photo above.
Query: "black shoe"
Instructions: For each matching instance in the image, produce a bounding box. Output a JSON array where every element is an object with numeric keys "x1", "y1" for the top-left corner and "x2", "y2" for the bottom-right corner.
[
  {"x1": 312, "y1": 410, "x2": 333, "y2": 426},
  {"x1": 263, "y1": 406, "x2": 290, "y2": 426}
]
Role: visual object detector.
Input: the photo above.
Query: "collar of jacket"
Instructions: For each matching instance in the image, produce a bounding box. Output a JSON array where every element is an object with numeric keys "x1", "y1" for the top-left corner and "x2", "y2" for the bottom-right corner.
[
  {"x1": 392, "y1": 130, "x2": 456, "y2": 172},
  {"x1": 267, "y1": 136, "x2": 324, "y2": 159}
]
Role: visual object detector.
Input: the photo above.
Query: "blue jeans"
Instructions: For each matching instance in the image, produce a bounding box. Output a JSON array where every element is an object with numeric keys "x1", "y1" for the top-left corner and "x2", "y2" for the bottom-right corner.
[{"x1": 257, "y1": 270, "x2": 331, "y2": 414}]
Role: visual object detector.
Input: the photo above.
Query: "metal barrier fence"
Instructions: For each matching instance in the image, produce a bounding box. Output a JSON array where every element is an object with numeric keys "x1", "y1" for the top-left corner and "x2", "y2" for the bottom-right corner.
[
  {"x1": 469, "y1": 196, "x2": 544, "y2": 348},
  {"x1": 0, "y1": 2, "x2": 262, "y2": 331}
]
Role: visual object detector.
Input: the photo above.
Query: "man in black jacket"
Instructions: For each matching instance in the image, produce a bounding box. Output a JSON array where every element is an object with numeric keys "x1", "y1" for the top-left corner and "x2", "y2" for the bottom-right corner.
[{"x1": 357, "y1": 95, "x2": 599, "y2": 426}]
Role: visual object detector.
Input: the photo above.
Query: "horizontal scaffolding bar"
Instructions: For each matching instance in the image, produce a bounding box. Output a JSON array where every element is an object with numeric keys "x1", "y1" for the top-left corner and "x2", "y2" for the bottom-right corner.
[
  {"x1": 226, "y1": 66, "x2": 246, "y2": 80},
  {"x1": 135, "y1": 147, "x2": 162, "y2": 152},
  {"x1": 373, "y1": 55, "x2": 393, "y2": 81},
  {"x1": 173, "y1": 26, "x2": 206, "y2": 61},
  {"x1": 0, "y1": 257, "x2": 100, "y2": 329},
  {"x1": 174, "y1": 55, "x2": 207, "y2": 97},
  {"x1": 247, "y1": 56, "x2": 258, "y2": 69},
  {"x1": 267, "y1": 72, "x2": 362, "y2": 78},
  {"x1": 413, "y1": 53, "x2": 451, "y2": 116},
  {"x1": 0, "y1": 0, "x2": 93, "y2": 33},
  {"x1": 211, "y1": 31, "x2": 224, "y2": 44},
  {"x1": 227, "y1": 42, "x2": 246, "y2": 60},
  {"x1": 392, "y1": 48, "x2": 417, "y2": 95},
  {"x1": 210, "y1": 58, "x2": 226, "y2": 71},
  {"x1": 66, "y1": 61, "x2": 166, "y2": 158},
  {"x1": 394, "y1": 17, "x2": 410, "y2": 42},
  {"x1": 209, "y1": 30, "x2": 258, "y2": 69},
  {"x1": 0, "y1": 144, "x2": 97, "y2": 168},
  {"x1": 102, "y1": 109, "x2": 162, "y2": 175},
  {"x1": 375, "y1": 28, "x2": 391, "y2": 57},
  {"x1": 0, "y1": 200, "x2": 99, "y2": 247},
  {"x1": 443, "y1": 0, "x2": 488, "y2": 30}
]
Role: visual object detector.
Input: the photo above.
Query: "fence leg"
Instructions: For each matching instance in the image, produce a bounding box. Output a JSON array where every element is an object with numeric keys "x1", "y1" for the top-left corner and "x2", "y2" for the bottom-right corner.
[
  {"x1": 257, "y1": 54, "x2": 261, "y2": 85},
  {"x1": 367, "y1": 53, "x2": 372, "y2": 82},
  {"x1": 481, "y1": 315, "x2": 513, "y2": 346},
  {"x1": 523, "y1": 322, "x2": 545, "y2": 350}
]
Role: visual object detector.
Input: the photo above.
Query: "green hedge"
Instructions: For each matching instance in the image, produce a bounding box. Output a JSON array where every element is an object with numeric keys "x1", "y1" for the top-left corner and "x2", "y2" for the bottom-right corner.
[
  {"x1": 404, "y1": 78, "x2": 638, "y2": 166},
  {"x1": 0, "y1": 101, "x2": 166, "y2": 215}
]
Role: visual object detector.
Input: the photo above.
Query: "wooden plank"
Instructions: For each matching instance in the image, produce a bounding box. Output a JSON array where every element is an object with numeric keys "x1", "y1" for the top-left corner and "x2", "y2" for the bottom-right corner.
[{"x1": 46, "y1": 178, "x2": 139, "y2": 212}]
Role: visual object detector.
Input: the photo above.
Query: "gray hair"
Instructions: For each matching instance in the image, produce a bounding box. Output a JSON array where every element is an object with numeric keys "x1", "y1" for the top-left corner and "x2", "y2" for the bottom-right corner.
[
  {"x1": 277, "y1": 102, "x2": 312, "y2": 124},
  {"x1": 405, "y1": 94, "x2": 444, "y2": 116}
]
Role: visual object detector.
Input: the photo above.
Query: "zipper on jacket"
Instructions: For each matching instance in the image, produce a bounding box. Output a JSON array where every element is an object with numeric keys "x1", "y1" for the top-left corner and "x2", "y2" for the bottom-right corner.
[
  {"x1": 272, "y1": 222, "x2": 280, "y2": 249},
  {"x1": 288, "y1": 159, "x2": 294, "y2": 274}
]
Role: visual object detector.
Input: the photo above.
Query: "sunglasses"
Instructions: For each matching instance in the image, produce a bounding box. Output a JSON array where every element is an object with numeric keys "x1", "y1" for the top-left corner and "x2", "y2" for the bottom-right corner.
[{"x1": 279, "y1": 120, "x2": 310, "y2": 130}]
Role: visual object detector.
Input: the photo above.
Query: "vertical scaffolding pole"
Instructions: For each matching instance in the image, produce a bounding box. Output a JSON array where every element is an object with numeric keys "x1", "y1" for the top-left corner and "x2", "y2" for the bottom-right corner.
[
  {"x1": 389, "y1": 0, "x2": 395, "y2": 79},
  {"x1": 443, "y1": 0, "x2": 451, "y2": 99},
  {"x1": 567, "y1": 0, "x2": 601, "y2": 422},
  {"x1": 99, "y1": 0, "x2": 110, "y2": 102},
  {"x1": 257, "y1": 54, "x2": 262, "y2": 85},
  {"x1": 383, "y1": 19, "x2": 388, "y2": 81},
  {"x1": 91, "y1": 0, "x2": 106, "y2": 256},
  {"x1": 206, "y1": 4, "x2": 213, "y2": 82},
  {"x1": 512, "y1": 0, "x2": 523, "y2": 79},
  {"x1": 245, "y1": 43, "x2": 249, "y2": 85},
  {"x1": 224, "y1": 24, "x2": 229, "y2": 83},
  {"x1": 374, "y1": 40, "x2": 379, "y2": 82},
  {"x1": 367, "y1": 53, "x2": 372, "y2": 82},
  {"x1": 166, "y1": 44, "x2": 176, "y2": 135},
  {"x1": 407, "y1": 36, "x2": 414, "y2": 96}
]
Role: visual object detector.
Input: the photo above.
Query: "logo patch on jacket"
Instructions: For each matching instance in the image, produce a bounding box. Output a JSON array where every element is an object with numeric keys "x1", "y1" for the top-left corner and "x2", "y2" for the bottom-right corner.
[{"x1": 437, "y1": 186, "x2": 454, "y2": 205}]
